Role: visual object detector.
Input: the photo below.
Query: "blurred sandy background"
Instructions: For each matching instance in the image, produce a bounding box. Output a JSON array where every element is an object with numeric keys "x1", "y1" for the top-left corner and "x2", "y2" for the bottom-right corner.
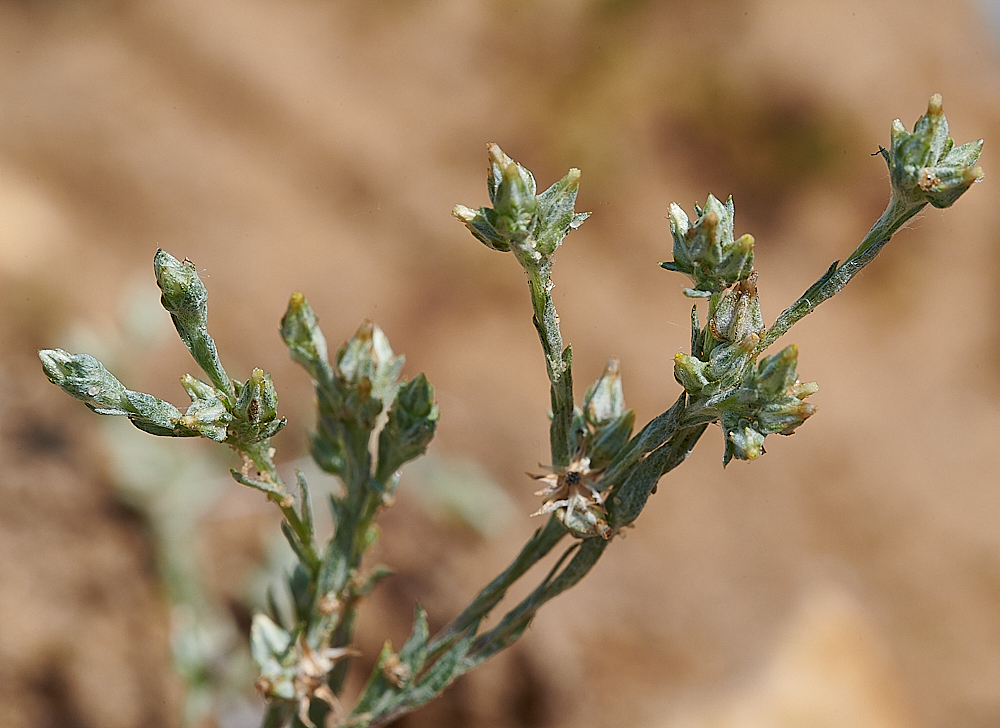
[{"x1": 2, "y1": 0, "x2": 1000, "y2": 727}]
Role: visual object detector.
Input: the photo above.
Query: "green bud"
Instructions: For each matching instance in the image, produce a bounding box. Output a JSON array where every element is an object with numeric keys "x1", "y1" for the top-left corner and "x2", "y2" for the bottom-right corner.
[
  {"x1": 704, "y1": 337, "x2": 757, "y2": 389},
  {"x1": 375, "y1": 374, "x2": 439, "y2": 484},
  {"x1": 179, "y1": 396, "x2": 231, "y2": 441},
  {"x1": 250, "y1": 614, "x2": 296, "y2": 701},
  {"x1": 534, "y1": 167, "x2": 589, "y2": 257},
  {"x1": 882, "y1": 94, "x2": 983, "y2": 211},
  {"x1": 310, "y1": 322, "x2": 405, "y2": 479},
  {"x1": 153, "y1": 249, "x2": 233, "y2": 397},
  {"x1": 757, "y1": 397, "x2": 817, "y2": 436},
  {"x1": 40, "y1": 349, "x2": 131, "y2": 415},
  {"x1": 583, "y1": 358, "x2": 626, "y2": 427},
  {"x1": 280, "y1": 292, "x2": 333, "y2": 384},
  {"x1": 336, "y1": 321, "x2": 404, "y2": 403},
  {"x1": 394, "y1": 373, "x2": 435, "y2": 420},
  {"x1": 237, "y1": 369, "x2": 278, "y2": 424},
  {"x1": 153, "y1": 249, "x2": 205, "y2": 327},
  {"x1": 752, "y1": 343, "x2": 800, "y2": 397},
  {"x1": 722, "y1": 417, "x2": 765, "y2": 463},
  {"x1": 673, "y1": 352, "x2": 710, "y2": 395},
  {"x1": 558, "y1": 500, "x2": 611, "y2": 540},
  {"x1": 452, "y1": 204, "x2": 510, "y2": 253},
  {"x1": 180, "y1": 373, "x2": 218, "y2": 401},
  {"x1": 709, "y1": 272, "x2": 764, "y2": 344},
  {"x1": 178, "y1": 375, "x2": 233, "y2": 439},
  {"x1": 580, "y1": 359, "x2": 635, "y2": 469},
  {"x1": 492, "y1": 145, "x2": 538, "y2": 242},
  {"x1": 660, "y1": 195, "x2": 755, "y2": 296},
  {"x1": 250, "y1": 613, "x2": 292, "y2": 660},
  {"x1": 230, "y1": 368, "x2": 286, "y2": 444},
  {"x1": 486, "y1": 143, "x2": 533, "y2": 203},
  {"x1": 790, "y1": 380, "x2": 820, "y2": 400},
  {"x1": 744, "y1": 345, "x2": 818, "y2": 437}
]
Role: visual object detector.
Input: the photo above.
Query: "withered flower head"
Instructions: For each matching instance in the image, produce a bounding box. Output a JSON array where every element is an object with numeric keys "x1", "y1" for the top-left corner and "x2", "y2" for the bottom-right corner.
[
  {"x1": 291, "y1": 635, "x2": 358, "y2": 728},
  {"x1": 530, "y1": 454, "x2": 611, "y2": 539},
  {"x1": 253, "y1": 627, "x2": 358, "y2": 728}
]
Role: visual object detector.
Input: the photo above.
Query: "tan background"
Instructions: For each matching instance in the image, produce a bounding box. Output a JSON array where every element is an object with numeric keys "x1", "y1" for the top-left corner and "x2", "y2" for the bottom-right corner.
[{"x1": 2, "y1": 1, "x2": 1000, "y2": 727}]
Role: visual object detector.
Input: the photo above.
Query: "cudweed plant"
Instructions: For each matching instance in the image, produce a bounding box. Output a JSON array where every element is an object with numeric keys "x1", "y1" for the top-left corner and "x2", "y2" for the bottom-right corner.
[{"x1": 41, "y1": 95, "x2": 982, "y2": 727}]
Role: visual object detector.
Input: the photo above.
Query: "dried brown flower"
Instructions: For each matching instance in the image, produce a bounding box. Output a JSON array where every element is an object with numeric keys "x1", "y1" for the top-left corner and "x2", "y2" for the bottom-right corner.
[{"x1": 530, "y1": 454, "x2": 611, "y2": 539}]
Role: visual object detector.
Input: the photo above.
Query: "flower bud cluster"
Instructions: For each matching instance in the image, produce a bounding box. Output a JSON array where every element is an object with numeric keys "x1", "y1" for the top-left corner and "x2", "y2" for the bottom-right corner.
[
  {"x1": 309, "y1": 320, "x2": 405, "y2": 478},
  {"x1": 676, "y1": 340, "x2": 816, "y2": 465},
  {"x1": 453, "y1": 143, "x2": 589, "y2": 270},
  {"x1": 883, "y1": 94, "x2": 983, "y2": 212},
  {"x1": 282, "y1": 299, "x2": 439, "y2": 491},
  {"x1": 660, "y1": 195, "x2": 754, "y2": 297},
  {"x1": 38, "y1": 347, "x2": 286, "y2": 446},
  {"x1": 663, "y1": 211, "x2": 817, "y2": 464},
  {"x1": 718, "y1": 345, "x2": 817, "y2": 464},
  {"x1": 675, "y1": 274, "x2": 765, "y2": 396}
]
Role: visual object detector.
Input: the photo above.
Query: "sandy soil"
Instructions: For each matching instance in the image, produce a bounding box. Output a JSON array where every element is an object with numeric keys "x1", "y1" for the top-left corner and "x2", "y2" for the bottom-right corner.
[{"x1": 2, "y1": 1, "x2": 1000, "y2": 726}]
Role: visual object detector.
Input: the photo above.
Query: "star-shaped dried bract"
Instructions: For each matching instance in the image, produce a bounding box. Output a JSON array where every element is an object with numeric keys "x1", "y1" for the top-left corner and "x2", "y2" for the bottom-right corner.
[{"x1": 530, "y1": 454, "x2": 611, "y2": 539}]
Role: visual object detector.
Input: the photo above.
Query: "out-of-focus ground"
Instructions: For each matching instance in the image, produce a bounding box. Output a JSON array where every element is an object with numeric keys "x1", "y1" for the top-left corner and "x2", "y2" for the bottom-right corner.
[{"x1": 2, "y1": 1, "x2": 1000, "y2": 726}]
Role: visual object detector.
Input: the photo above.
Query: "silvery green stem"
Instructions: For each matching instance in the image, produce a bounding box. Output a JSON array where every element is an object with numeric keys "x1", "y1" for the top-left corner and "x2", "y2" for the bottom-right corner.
[
  {"x1": 763, "y1": 192, "x2": 924, "y2": 352},
  {"x1": 424, "y1": 516, "x2": 567, "y2": 660},
  {"x1": 454, "y1": 143, "x2": 588, "y2": 468},
  {"x1": 758, "y1": 94, "x2": 982, "y2": 353},
  {"x1": 461, "y1": 534, "x2": 608, "y2": 668},
  {"x1": 755, "y1": 198, "x2": 916, "y2": 352},
  {"x1": 526, "y1": 262, "x2": 575, "y2": 469},
  {"x1": 231, "y1": 442, "x2": 319, "y2": 573},
  {"x1": 361, "y1": 521, "x2": 595, "y2": 728}
]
